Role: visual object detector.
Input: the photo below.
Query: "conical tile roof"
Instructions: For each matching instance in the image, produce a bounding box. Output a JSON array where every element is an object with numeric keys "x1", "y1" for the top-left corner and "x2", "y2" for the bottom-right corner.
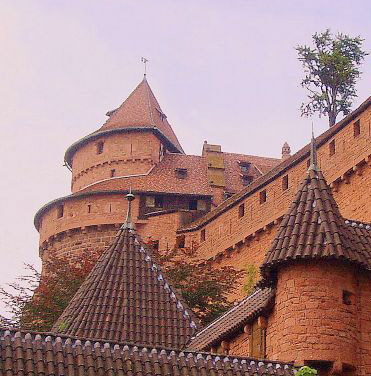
[
  {"x1": 52, "y1": 225, "x2": 198, "y2": 348},
  {"x1": 100, "y1": 76, "x2": 184, "y2": 153},
  {"x1": 261, "y1": 168, "x2": 371, "y2": 280}
]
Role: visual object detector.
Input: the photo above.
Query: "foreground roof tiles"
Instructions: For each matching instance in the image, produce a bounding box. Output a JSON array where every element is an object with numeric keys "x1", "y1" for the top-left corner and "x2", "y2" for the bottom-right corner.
[
  {"x1": 261, "y1": 168, "x2": 371, "y2": 280},
  {"x1": 52, "y1": 227, "x2": 198, "y2": 348},
  {"x1": 187, "y1": 288, "x2": 274, "y2": 351},
  {"x1": 101, "y1": 77, "x2": 184, "y2": 153},
  {"x1": 0, "y1": 329, "x2": 295, "y2": 376}
]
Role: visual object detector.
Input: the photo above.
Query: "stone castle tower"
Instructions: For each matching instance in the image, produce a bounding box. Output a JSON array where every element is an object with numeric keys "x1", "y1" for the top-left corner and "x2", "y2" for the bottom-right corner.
[{"x1": 35, "y1": 76, "x2": 281, "y2": 266}]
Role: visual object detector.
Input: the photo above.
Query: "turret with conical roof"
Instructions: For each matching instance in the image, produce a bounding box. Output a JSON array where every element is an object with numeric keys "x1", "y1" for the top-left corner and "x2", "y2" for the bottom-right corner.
[
  {"x1": 65, "y1": 76, "x2": 183, "y2": 193},
  {"x1": 52, "y1": 193, "x2": 199, "y2": 348},
  {"x1": 258, "y1": 134, "x2": 371, "y2": 370}
]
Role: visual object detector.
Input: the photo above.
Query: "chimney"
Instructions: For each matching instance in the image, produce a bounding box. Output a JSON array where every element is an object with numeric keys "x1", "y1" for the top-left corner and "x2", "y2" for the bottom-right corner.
[{"x1": 282, "y1": 142, "x2": 291, "y2": 160}]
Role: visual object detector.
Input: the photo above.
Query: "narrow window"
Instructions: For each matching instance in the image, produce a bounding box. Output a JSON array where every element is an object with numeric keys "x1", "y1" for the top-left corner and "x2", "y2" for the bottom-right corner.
[
  {"x1": 329, "y1": 139, "x2": 336, "y2": 156},
  {"x1": 342, "y1": 290, "x2": 353, "y2": 305},
  {"x1": 152, "y1": 240, "x2": 159, "y2": 251},
  {"x1": 176, "y1": 168, "x2": 188, "y2": 179},
  {"x1": 146, "y1": 196, "x2": 155, "y2": 208},
  {"x1": 57, "y1": 204, "x2": 64, "y2": 218},
  {"x1": 154, "y1": 196, "x2": 163, "y2": 208},
  {"x1": 239, "y1": 203, "x2": 245, "y2": 218},
  {"x1": 197, "y1": 200, "x2": 207, "y2": 211},
  {"x1": 96, "y1": 141, "x2": 104, "y2": 154},
  {"x1": 109, "y1": 204, "x2": 112, "y2": 213},
  {"x1": 249, "y1": 319, "x2": 267, "y2": 359},
  {"x1": 282, "y1": 175, "x2": 289, "y2": 191},
  {"x1": 110, "y1": 169, "x2": 116, "y2": 177},
  {"x1": 176, "y1": 235, "x2": 185, "y2": 249},
  {"x1": 87, "y1": 204, "x2": 91, "y2": 213},
  {"x1": 201, "y1": 229, "x2": 206, "y2": 242},
  {"x1": 189, "y1": 200, "x2": 198, "y2": 210},
  {"x1": 306, "y1": 159, "x2": 311, "y2": 168},
  {"x1": 259, "y1": 190, "x2": 267, "y2": 204},
  {"x1": 354, "y1": 119, "x2": 361, "y2": 137}
]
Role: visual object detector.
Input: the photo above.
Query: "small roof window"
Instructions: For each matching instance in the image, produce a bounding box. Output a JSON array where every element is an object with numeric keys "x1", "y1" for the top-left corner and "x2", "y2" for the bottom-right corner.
[{"x1": 176, "y1": 168, "x2": 188, "y2": 179}]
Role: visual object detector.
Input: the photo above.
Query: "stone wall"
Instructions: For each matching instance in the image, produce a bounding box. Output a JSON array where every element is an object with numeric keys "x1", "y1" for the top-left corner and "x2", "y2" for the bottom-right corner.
[
  {"x1": 266, "y1": 261, "x2": 359, "y2": 369},
  {"x1": 181, "y1": 107, "x2": 371, "y2": 278},
  {"x1": 71, "y1": 132, "x2": 161, "y2": 192}
]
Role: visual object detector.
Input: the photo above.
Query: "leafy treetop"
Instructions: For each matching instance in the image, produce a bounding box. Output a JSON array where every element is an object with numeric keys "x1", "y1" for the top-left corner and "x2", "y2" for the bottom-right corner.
[
  {"x1": 1, "y1": 242, "x2": 244, "y2": 330},
  {"x1": 296, "y1": 29, "x2": 368, "y2": 127}
]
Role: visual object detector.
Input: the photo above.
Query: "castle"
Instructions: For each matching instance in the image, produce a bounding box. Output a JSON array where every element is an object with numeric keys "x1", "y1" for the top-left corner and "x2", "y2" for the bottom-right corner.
[{"x1": 1, "y1": 76, "x2": 370, "y2": 375}]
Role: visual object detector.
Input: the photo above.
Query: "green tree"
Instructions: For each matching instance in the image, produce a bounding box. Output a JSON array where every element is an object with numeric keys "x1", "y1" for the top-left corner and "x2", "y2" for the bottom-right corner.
[
  {"x1": 147, "y1": 241, "x2": 244, "y2": 325},
  {"x1": 296, "y1": 366, "x2": 318, "y2": 376},
  {"x1": 296, "y1": 29, "x2": 368, "y2": 127},
  {"x1": 1, "y1": 244, "x2": 243, "y2": 330},
  {"x1": 0, "y1": 251, "x2": 100, "y2": 331}
]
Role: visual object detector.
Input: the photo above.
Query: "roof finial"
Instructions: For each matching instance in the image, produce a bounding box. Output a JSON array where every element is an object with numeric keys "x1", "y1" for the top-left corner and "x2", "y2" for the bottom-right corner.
[
  {"x1": 121, "y1": 188, "x2": 136, "y2": 230},
  {"x1": 308, "y1": 123, "x2": 319, "y2": 172},
  {"x1": 141, "y1": 57, "x2": 149, "y2": 77}
]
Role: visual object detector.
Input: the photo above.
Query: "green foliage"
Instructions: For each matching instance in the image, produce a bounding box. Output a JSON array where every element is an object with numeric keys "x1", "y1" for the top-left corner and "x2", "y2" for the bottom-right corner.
[
  {"x1": 148, "y1": 242, "x2": 244, "y2": 325},
  {"x1": 296, "y1": 29, "x2": 368, "y2": 126},
  {"x1": 242, "y1": 264, "x2": 257, "y2": 295},
  {"x1": 0, "y1": 250, "x2": 100, "y2": 331},
  {"x1": 296, "y1": 366, "x2": 318, "y2": 376}
]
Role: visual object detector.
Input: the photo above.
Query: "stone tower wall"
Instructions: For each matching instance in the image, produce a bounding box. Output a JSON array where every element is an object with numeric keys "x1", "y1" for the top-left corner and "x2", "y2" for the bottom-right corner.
[
  {"x1": 267, "y1": 261, "x2": 359, "y2": 370},
  {"x1": 71, "y1": 132, "x2": 161, "y2": 192}
]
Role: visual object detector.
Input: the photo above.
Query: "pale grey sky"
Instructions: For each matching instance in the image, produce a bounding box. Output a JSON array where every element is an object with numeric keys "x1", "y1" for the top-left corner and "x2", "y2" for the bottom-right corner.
[{"x1": 0, "y1": 0, "x2": 370, "y2": 316}]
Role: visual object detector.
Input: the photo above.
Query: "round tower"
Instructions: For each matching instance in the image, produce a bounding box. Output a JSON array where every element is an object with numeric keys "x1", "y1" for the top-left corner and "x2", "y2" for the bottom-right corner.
[
  {"x1": 36, "y1": 76, "x2": 185, "y2": 267},
  {"x1": 262, "y1": 138, "x2": 366, "y2": 374}
]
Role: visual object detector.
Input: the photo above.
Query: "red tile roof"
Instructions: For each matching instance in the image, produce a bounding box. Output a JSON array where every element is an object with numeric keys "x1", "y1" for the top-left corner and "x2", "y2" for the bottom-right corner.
[
  {"x1": 79, "y1": 153, "x2": 213, "y2": 196},
  {"x1": 0, "y1": 329, "x2": 296, "y2": 375},
  {"x1": 261, "y1": 168, "x2": 371, "y2": 281},
  {"x1": 223, "y1": 153, "x2": 281, "y2": 194},
  {"x1": 52, "y1": 226, "x2": 199, "y2": 349},
  {"x1": 101, "y1": 77, "x2": 184, "y2": 153},
  {"x1": 187, "y1": 288, "x2": 274, "y2": 351}
]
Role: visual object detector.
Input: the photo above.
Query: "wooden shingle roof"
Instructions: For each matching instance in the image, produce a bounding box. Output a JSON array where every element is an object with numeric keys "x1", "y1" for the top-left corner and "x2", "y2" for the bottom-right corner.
[
  {"x1": 0, "y1": 329, "x2": 296, "y2": 376},
  {"x1": 51, "y1": 225, "x2": 198, "y2": 348}
]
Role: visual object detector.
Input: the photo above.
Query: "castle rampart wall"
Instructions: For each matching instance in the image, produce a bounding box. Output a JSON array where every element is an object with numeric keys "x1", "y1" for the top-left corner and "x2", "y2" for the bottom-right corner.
[{"x1": 181, "y1": 107, "x2": 371, "y2": 276}]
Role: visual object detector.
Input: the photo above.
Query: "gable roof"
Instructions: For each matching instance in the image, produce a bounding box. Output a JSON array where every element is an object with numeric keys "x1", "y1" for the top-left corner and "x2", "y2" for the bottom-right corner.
[
  {"x1": 51, "y1": 225, "x2": 198, "y2": 349},
  {"x1": 101, "y1": 77, "x2": 184, "y2": 153},
  {"x1": 0, "y1": 329, "x2": 296, "y2": 376},
  {"x1": 187, "y1": 287, "x2": 275, "y2": 351},
  {"x1": 261, "y1": 168, "x2": 371, "y2": 281}
]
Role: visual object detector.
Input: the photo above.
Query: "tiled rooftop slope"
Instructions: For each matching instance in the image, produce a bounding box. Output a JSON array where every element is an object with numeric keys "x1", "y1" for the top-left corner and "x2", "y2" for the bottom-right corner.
[{"x1": 0, "y1": 329, "x2": 296, "y2": 376}]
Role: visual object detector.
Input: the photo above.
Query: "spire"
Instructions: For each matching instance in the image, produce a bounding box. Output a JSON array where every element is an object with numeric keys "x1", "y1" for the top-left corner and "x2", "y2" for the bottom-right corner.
[
  {"x1": 121, "y1": 190, "x2": 135, "y2": 231},
  {"x1": 308, "y1": 129, "x2": 319, "y2": 172},
  {"x1": 261, "y1": 168, "x2": 370, "y2": 283},
  {"x1": 101, "y1": 77, "x2": 184, "y2": 153},
  {"x1": 52, "y1": 216, "x2": 199, "y2": 347}
]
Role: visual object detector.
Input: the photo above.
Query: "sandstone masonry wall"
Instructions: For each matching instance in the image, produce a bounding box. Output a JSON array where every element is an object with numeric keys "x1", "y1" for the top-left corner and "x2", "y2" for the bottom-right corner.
[
  {"x1": 71, "y1": 132, "x2": 161, "y2": 192},
  {"x1": 182, "y1": 108, "x2": 371, "y2": 276},
  {"x1": 266, "y1": 262, "x2": 359, "y2": 369}
]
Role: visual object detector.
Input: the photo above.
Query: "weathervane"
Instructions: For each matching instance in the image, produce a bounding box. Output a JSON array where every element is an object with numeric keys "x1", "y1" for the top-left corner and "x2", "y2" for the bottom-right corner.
[{"x1": 141, "y1": 57, "x2": 149, "y2": 76}]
